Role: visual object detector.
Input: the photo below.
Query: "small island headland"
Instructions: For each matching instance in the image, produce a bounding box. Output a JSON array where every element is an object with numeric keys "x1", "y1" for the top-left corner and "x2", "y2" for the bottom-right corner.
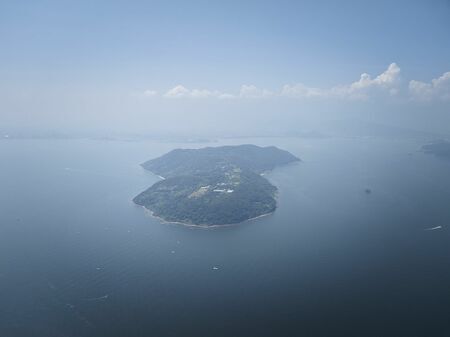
[{"x1": 133, "y1": 144, "x2": 300, "y2": 226}]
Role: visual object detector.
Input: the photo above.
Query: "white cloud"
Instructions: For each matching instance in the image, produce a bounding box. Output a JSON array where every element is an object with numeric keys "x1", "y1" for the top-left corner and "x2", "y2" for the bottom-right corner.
[
  {"x1": 190, "y1": 89, "x2": 217, "y2": 98},
  {"x1": 331, "y1": 63, "x2": 401, "y2": 99},
  {"x1": 409, "y1": 71, "x2": 450, "y2": 101},
  {"x1": 239, "y1": 85, "x2": 273, "y2": 98},
  {"x1": 279, "y1": 63, "x2": 401, "y2": 100},
  {"x1": 164, "y1": 85, "x2": 234, "y2": 99},
  {"x1": 280, "y1": 83, "x2": 325, "y2": 98},
  {"x1": 164, "y1": 85, "x2": 191, "y2": 98},
  {"x1": 162, "y1": 84, "x2": 274, "y2": 100},
  {"x1": 139, "y1": 64, "x2": 449, "y2": 103}
]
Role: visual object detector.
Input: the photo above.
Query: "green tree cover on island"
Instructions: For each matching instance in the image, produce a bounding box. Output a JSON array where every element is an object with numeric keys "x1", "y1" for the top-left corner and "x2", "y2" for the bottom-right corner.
[{"x1": 134, "y1": 145, "x2": 299, "y2": 226}]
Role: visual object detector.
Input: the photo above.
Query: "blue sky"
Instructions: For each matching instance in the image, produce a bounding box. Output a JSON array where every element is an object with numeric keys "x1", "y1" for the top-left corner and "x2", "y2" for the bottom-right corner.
[{"x1": 1, "y1": 0, "x2": 449, "y2": 134}]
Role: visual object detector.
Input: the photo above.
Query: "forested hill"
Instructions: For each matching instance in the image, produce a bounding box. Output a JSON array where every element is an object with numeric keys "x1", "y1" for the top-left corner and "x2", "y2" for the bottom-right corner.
[
  {"x1": 141, "y1": 144, "x2": 300, "y2": 178},
  {"x1": 134, "y1": 145, "x2": 300, "y2": 226}
]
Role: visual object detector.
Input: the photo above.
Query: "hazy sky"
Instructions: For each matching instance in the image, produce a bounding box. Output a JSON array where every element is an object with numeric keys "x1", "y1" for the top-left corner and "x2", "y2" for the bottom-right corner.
[{"x1": 1, "y1": 0, "x2": 449, "y2": 135}]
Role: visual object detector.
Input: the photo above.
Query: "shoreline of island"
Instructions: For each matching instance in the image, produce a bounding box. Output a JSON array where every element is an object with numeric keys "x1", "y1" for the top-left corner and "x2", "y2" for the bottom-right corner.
[{"x1": 140, "y1": 205, "x2": 275, "y2": 229}]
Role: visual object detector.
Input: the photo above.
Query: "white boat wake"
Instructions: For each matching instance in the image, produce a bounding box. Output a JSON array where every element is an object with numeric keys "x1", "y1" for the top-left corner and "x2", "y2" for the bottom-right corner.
[
  {"x1": 424, "y1": 225, "x2": 443, "y2": 231},
  {"x1": 83, "y1": 294, "x2": 109, "y2": 301}
]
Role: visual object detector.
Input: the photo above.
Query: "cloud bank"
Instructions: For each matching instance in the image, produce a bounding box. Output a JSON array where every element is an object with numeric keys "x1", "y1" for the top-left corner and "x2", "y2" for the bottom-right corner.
[
  {"x1": 140, "y1": 64, "x2": 449, "y2": 102},
  {"x1": 409, "y1": 72, "x2": 450, "y2": 101}
]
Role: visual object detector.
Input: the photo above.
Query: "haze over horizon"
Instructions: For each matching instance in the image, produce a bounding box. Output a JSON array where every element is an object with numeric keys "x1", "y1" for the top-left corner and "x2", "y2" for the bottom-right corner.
[
  {"x1": 1, "y1": 0, "x2": 449, "y2": 137},
  {"x1": 3, "y1": 2, "x2": 450, "y2": 337}
]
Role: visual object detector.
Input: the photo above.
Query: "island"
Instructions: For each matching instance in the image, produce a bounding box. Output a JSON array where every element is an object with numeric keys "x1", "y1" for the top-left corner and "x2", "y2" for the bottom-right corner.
[
  {"x1": 133, "y1": 144, "x2": 300, "y2": 226},
  {"x1": 422, "y1": 140, "x2": 450, "y2": 159}
]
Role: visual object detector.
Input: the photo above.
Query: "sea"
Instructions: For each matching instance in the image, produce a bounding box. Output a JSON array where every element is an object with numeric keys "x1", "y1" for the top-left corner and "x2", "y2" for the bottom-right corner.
[{"x1": 1, "y1": 136, "x2": 450, "y2": 337}]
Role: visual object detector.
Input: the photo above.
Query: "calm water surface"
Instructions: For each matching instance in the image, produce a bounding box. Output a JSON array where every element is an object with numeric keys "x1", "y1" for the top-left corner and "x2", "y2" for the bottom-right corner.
[{"x1": 1, "y1": 137, "x2": 450, "y2": 337}]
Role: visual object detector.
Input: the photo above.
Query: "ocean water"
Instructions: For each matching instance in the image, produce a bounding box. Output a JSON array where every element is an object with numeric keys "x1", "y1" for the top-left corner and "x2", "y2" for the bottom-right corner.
[{"x1": 1, "y1": 137, "x2": 450, "y2": 337}]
